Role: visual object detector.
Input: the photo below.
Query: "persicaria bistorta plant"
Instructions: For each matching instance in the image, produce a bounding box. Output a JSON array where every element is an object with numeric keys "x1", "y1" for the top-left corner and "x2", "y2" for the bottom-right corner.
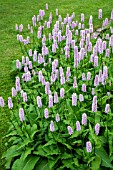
[{"x1": 1, "y1": 5, "x2": 113, "y2": 170}]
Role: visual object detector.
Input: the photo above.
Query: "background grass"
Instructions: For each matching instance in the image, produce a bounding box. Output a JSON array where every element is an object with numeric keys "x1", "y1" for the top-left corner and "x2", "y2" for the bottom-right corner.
[{"x1": 0, "y1": 0, "x2": 113, "y2": 169}]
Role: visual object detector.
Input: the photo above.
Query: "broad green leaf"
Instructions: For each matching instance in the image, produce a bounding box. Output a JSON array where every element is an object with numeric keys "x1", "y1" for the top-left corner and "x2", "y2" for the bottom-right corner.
[
  {"x1": 73, "y1": 158, "x2": 79, "y2": 167},
  {"x1": 5, "y1": 131, "x2": 17, "y2": 137},
  {"x1": 95, "y1": 147, "x2": 113, "y2": 168},
  {"x1": 4, "y1": 158, "x2": 12, "y2": 169},
  {"x1": 62, "y1": 158, "x2": 74, "y2": 169},
  {"x1": 35, "y1": 159, "x2": 50, "y2": 170},
  {"x1": 18, "y1": 138, "x2": 33, "y2": 149},
  {"x1": 2, "y1": 145, "x2": 22, "y2": 159},
  {"x1": 62, "y1": 143, "x2": 72, "y2": 150},
  {"x1": 48, "y1": 156, "x2": 60, "y2": 169},
  {"x1": 23, "y1": 147, "x2": 34, "y2": 160},
  {"x1": 91, "y1": 155, "x2": 101, "y2": 170},
  {"x1": 43, "y1": 139, "x2": 56, "y2": 147},
  {"x1": 34, "y1": 149, "x2": 46, "y2": 157},
  {"x1": 12, "y1": 158, "x2": 24, "y2": 170},
  {"x1": 23, "y1": 156, "x2": 40, "y2": 170},
  {"x1": 61, "y1": 152, "x2": 72, "y2": 159}
]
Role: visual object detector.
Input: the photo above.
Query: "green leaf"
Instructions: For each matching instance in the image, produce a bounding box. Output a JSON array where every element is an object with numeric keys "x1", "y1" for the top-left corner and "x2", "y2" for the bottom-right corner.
[
  {"x1": 62, "y1": 158, "x2": 74, "y2": 169},
  {"x1": 95, "y1": 147, "x2": 113, "y2": 168},
  {"x1": 48, "y1": 156, "x2": 60, "y2": 169},
  {"x1": 23, "y1": 147, "x2": 34, "y2": 160},
  {"x1": 73, "y1": 158, "x2": 79, "y2": 167},
  {"x1": 18, "y1": 138, "x2": 33, "y2": 149},
  {"x1": 23, "y1": 156, "x2": 40, "y2": 170},
  {"x1": 2, "y1": 145, "x2": 22, "y2": 159},
  {"x1": 35, "y1": 159, "x2": 50, "y2": 170},
  {"x1": 34, "y1": 149, "x2": 47, "y2": 157},
  {"x1": 12, "y1": 158, "x2": 24, "y2": 170},
  {"x1": 5, "y1": 131, "x2": 17, "y2": 137},
  {"x1": 43, "y1": 139, "x2": 56, "y2": 147},
  {"x1": 91, "y1": 155, "x2": 101, "y2": 170},
  {"x1": 4, "y1": 158, "x2": 12, "y2": 169},
  {"x1": 61, "y1": 152, "x2": 72, "y2": 159},
  {"x1": 30, "y1": 124, "x2": 38, "y2": 139},
  {"x1": 62, "y1": 143, "x2": 72, "y2": 150}
]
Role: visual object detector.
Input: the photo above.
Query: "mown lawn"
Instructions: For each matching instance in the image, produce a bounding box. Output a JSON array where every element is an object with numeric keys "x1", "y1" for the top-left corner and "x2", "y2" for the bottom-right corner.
[{"x1": 0, "y1": 0, "x2": 113, "y2": 169}]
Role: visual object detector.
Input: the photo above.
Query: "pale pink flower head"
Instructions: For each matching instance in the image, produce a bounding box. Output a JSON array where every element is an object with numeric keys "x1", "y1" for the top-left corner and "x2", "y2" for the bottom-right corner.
[
  {"x1": 95, "y1": 123, "x2": 100, "y2": 135},
  {"x1": 19, "y1": 24, "x2": 23, "y2": 32},
  {"x1": 54, "y1": 92, "x2": 58, "y2": 103},
  {"x1": 44, "y1": 108, "x2": 49, "y2": 119},
  {"x1": 50, "y1": 121, "x2": 55, "y2": 132},
  {"x1": 94, "y1": 56, "x2": 98, "y2": 67},
  {"x1": 37, "y1": 96, "x2": 42, "y2": 108},
  {"x1": 0, "y1": 97, "x2": 5, "y2": 107},
  {"x1": 23, "y1": 92, "x2": 28, "y2": 102},
  {"x1": 15, "y1": 24, "x2": 18, "y2": 31},
  {"x1": 94, "y1": 75, "x2": 99, "y2": 87},
  {"x1": 105, "y1": 104, "x2": 110, "y2": 113},
  {"x1": 87, "y1": 72, "x2": 91, "y2": 80},
  {"x1": 98, "y1": 9, "x2": 102, "y2": 19},
  {"x1": 79, "y1": 94, "x2": 84, "y2": 102},
  {"x1": 12, "y1": 87, "x2": 17, "y2": 97},
  {"x1": 60, "y1": 88, "x2": 65, "y2": 98},
  {"x1": 103, "y1": 66, "x2": 108, "y2": 79},
  {"x1": 72, "y1": 93, "x2": 77, "y2": 106},
  {"x1": 82, "y1": 84, "x2": 86, "y2": 92},
  {"x1": 111, "y1": 9, "x2": 113, "y2": 20},
  {"x1": 82, "y1": 113, "x2": 87, "y2": 125},
  {"x1": 86, "y1": 141, "x2": 92, "y2": 152},
  {"x1": 49, "y1": 95, "x2": 53, "y2": 108},
  {"x1": 81, "y1": 13, "x2": 84, "y2": 22},
  {"x1": 67, "y1": 126, "x2": 73, "y2": 135},
  {"x1": 55, "y1": 113, "x2": 60, "y2": 122},
  {"x1": 19, "y1": 108, "x2": 25, "y2": 122},
  {"x1": 8, "y1": 97, "x2": 13, "y2": 109},
  {"x1": 46, "y1": 3, "x2": 48, "y2": 10},
  {"x1": 91, "y1": 88, "x2": 95, "y2": 95},
  {"x1": 82, "y1": 73, "x2": 86, "y2": 81},
  {"x1": 56, "y1": 9, "x2": 58, "y2": 16},
  {"x1": 92, "y1": 96, "x2": 97, "y2": 112},
  {"x1": 73, "y1": 77, "x2": 77, "y2": 88},
  {"x1": 76, "y1": 121, "x2": 81, "y2": 131}
]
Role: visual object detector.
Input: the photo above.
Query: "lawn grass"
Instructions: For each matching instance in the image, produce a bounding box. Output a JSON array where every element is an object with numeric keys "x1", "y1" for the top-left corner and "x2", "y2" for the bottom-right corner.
[{"x1": 0, "y1": 0, "x2": 113, "y2": 169}]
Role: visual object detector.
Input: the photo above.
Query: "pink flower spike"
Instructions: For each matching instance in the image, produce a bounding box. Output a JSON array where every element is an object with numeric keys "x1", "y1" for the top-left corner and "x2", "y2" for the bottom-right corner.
[
  {"x1": 46, "y1": 4, "x2": 48, "y2": 10},
  {"x1": 105, "y1": 104, "x2": 110, "y2": 113},
  {"x1": 95, "y1": 123, "x2": 100, "y2": 135},
  {"x1": 48, "y1": 95, "x2": 53, "y2": 108},
  {"x1": 82, "y1": 113, "x2": 87, "y2": 125},
  {"x1": 79, "y1": 94, "x2": 84, "y2": 102},
  {"x1": 76, "y1": 121, "x2": 81, "y2": 131},
  {"x1": 82, "y1": 84, "x2": 86, "y2": 92},
  {"x1": 8, "y1": 97, "x2": 13, "y2": 109},
  {"x1": 55, "y1": 114, "x2": 60, "y2": 122},
  {"x1": 44, "y1": 108, "x2": 49, "y2": 119},
  {"x1": 72, "y1": 93, "x2": 77, "y2": 106},
  {"x1": 86, "y1": 141, "x2": 92, "y2": 153},
  {"x1": 0, "y1": 97, "x2": 5, "y2": 107},
  {"x1": 15, "y1": 24, "x2": 18, "y2": 31},
  {"x1": 60, "y1": 88, "x2": 65, "y2": 98},
  {"x1": 67, "y1": 126, "x2": 73, "y2": 135},
  {"x1": 19, "y1": 108, "x2": 25, "y2": 122},
  {"x1": 98, "y1": 9, "x2": 102, "y2": 19},
  {"x1": 12, "y1": 87, "x2": 17, "y2": 97},
  {"x1": 50, "y1": 121, "x2": 55, "y2": 132},
  {"x1": 37, "y1": 96, "x2": 42, "y2": 108}
]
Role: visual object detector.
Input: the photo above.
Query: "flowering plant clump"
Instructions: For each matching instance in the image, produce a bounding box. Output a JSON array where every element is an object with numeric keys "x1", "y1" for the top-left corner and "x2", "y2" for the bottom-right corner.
[{"x1": 1, "y1": 5, "x2": 113, "y2": 170}]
